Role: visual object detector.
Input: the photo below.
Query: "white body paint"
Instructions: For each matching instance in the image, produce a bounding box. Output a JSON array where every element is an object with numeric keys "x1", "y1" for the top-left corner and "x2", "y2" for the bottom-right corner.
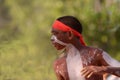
[
  {"x1": 102, "y1": 51, "x2": 120, "y2": 67},
  {"x1": 66, "y1": 44, "x2": 85, "y2": 80},
  {"x1": 107, "y1": 75, "x2": 120, "y2": 80},
  {"x1": 102, "y1": 51, "x2": 120, "y2": 80}
]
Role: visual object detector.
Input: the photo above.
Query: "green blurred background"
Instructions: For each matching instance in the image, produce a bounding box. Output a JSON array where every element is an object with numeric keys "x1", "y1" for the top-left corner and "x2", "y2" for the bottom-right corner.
[{"x1": 0, "y1": 0, "x2": 120, "y2": 80}]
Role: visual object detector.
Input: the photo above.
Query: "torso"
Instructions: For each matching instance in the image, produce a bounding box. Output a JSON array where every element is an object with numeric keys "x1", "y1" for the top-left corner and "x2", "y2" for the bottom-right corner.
[
  {"x1": 54, "y1": 46, "x2": 107, "y2": 80},
  {"x1": 54, "y1": 56, "x2": 69, "y2": 80}
]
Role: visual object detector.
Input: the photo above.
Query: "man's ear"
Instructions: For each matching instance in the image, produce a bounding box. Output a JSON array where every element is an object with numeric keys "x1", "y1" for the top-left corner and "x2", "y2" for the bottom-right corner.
[{"x1": 67, "y1": 30, "x2": 74, "y2": 40}]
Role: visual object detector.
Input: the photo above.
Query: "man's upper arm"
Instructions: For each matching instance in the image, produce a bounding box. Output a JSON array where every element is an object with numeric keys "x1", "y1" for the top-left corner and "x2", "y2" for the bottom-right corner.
[
  {"x1": 101, "y1": 51, "x2": 120, "y2": 67},
  {"x1": 95, "y1": 48, "x2": 120, "y2": 66},
  {"x1": 96, "y1": 49, "x2": 120, "y2": 77},
  {"x1": 53, "y1": 60, "x2": 64, "y2": 80}
]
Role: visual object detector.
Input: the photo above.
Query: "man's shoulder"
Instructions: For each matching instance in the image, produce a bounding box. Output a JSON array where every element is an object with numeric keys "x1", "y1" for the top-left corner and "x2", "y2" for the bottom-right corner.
[
  {"x1": 83, "y1": 46, "x2": 104, "y2": 57},
  {"x1": 53, "y1": 57, "x2": 66, "y2": 68},
  {"x1": 86, "y1": 46, "x2": 103, "y2": 52}
]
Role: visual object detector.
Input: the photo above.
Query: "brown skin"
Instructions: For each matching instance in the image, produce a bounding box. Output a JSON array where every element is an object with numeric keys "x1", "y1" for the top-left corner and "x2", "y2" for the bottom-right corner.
[
  {"x1": 51, "y1": 28, "x2": 120, "y2": 80},
  {"x1": 51, "y1": 28, "x2": 67, "y2": 50}
]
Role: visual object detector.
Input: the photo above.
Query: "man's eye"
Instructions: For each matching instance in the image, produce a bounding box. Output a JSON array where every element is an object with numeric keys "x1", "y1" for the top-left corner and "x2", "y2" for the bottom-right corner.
[
  {"x1": 54, "y1": 32, "x2": 59, "y2": 35},
  {"x1": 63, "y1": 31, "x2": 67, "y2": 34}
]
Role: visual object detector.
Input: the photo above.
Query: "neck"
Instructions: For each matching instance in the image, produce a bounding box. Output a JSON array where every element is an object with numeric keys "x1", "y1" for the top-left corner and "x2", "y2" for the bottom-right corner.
[
  {"x1": 73, "y1": 38, "x2": 84, "y2": 50},
  {"x1": 65, "y1": 38, "x2": 84, "y2": 52}
]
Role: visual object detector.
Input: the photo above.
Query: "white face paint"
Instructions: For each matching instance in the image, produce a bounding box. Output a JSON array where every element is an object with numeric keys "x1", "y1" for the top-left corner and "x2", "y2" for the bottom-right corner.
[
  {"x1": 51, "y1": 35, "x2": 68, "y2": 46},
  {"x1": 66, "y1": 44, "x2": 85, "y2": 80}
]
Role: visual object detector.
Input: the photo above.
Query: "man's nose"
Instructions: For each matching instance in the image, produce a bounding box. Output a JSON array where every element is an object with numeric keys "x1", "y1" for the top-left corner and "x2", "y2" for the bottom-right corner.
[{"x1": 50, "y1": 35, "x2": 54, "y2": 41}]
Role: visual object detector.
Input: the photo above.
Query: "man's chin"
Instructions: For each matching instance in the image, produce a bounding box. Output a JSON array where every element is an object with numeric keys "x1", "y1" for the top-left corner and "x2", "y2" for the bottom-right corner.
[{"x1": 55, "y1": 46, "x2": 65, "y2": 50}]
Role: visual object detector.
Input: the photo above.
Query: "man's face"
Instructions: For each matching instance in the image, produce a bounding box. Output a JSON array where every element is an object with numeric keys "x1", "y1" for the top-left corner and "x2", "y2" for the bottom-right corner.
[{"x1": 51, "y1": 28, "x2": 69, "y2": 50}]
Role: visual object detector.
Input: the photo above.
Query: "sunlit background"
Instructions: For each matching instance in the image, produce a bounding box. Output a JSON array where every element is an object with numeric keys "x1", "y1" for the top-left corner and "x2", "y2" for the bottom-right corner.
[{"x1": 0, "y1": 0, "x2": 120, "y2": 80}]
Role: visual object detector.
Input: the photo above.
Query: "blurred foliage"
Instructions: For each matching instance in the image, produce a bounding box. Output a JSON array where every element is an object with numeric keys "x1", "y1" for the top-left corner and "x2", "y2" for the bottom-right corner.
[{"x1": 0, "y1": 0, "x2": 120, "y2": 80}]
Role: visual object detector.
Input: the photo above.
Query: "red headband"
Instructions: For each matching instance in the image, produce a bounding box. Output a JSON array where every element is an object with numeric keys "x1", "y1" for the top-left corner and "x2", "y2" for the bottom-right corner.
[{"x1": 52, "y1": 20, "x2": 86, "y2": 46}]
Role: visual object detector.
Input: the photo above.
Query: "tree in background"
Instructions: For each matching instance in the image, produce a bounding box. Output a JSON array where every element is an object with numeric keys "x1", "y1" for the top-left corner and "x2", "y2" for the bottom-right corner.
[{"x1": 0, "y1": 0, "x2": 120, "y2": 80}]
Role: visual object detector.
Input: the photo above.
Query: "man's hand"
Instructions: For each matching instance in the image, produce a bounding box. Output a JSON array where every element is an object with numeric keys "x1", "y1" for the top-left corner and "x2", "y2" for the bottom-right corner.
[{"x1": 81, "y1": 66, "x2": 107, "y2": 78}]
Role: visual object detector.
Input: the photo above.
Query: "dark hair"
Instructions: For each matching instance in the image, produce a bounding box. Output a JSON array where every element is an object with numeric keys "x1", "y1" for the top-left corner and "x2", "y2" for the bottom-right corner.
[{"x1": 57, "y1": 16, "x2": 83, "y2": 34}]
